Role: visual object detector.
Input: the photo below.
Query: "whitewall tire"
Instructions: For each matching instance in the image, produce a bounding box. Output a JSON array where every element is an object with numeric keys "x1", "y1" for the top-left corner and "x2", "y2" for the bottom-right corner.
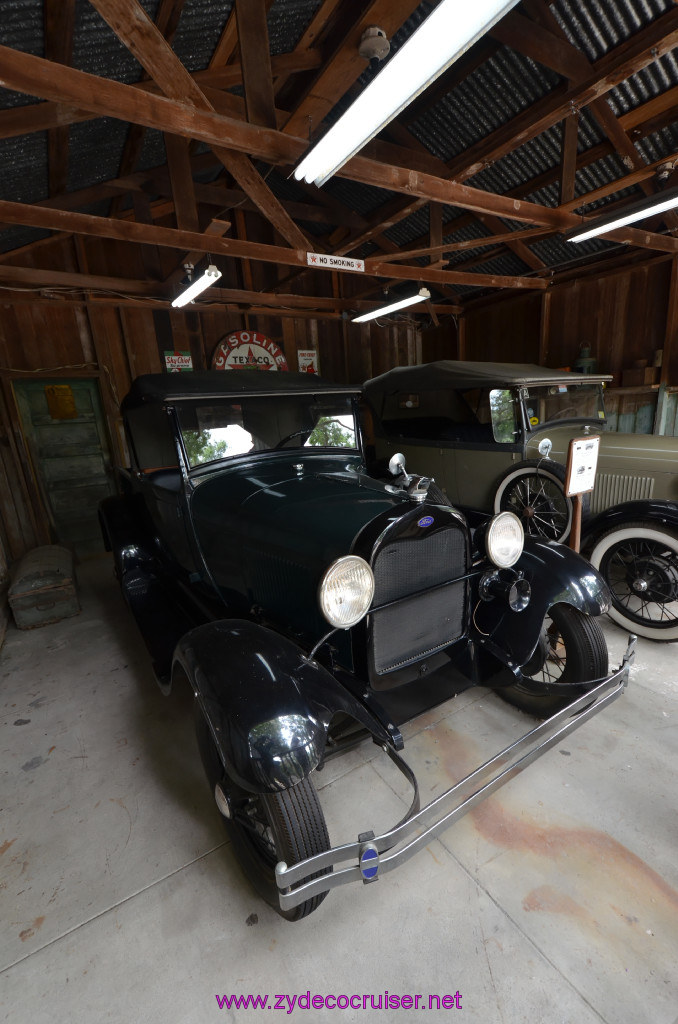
[{"x1": 589, "y1": 522, "x2": 678, "y2": 641}]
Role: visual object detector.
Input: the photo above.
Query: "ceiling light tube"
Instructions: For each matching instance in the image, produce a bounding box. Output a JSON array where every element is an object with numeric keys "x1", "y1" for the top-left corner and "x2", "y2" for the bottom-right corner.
[
  {"x1": 352, "y1": 288, "x2": 431, "y2": 323},
  {"x1": 293, "y1": 0, "x2": 520, "y2": 187},
  {"x1": 171, "y1": 264, "x2": 222, "y2": 307},
  {"x1": 567, "y1": 187, "x2": 678, "y2": 243}
]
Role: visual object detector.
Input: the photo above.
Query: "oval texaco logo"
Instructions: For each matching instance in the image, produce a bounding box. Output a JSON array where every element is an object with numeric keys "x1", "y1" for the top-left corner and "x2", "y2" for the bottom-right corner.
[{"x1": 212, "y1": 330, "x2": 289, "y2": 371}]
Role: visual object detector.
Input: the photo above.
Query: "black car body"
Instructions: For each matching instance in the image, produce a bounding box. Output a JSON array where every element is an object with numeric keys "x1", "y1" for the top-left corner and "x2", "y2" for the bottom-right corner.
[{"x1": 100, "y1": 371, "x2": 634, "y2": 920}]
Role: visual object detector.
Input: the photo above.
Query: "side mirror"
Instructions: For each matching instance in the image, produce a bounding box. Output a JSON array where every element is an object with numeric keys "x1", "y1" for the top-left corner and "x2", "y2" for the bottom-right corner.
[{"x1": 388, "y1": 452, "x2": 407, "y2": 478}]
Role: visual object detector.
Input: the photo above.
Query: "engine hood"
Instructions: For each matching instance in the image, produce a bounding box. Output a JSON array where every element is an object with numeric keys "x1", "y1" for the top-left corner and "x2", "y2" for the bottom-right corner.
[
  {"x1": 189, "y1": 454, "x2": 409, "y2": 642},
  {"x1": 527, "y1": 425, "x2": 678, "y2": 496}
]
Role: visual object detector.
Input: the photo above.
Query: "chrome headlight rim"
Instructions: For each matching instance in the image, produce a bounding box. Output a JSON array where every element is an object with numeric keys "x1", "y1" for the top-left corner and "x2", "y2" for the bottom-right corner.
[
  {"x1": 485, "y1": 511, "x2": 524, "y2": 569},
  {"x1": 318, "y1": 554, "x2": 375, "y2": 629}
]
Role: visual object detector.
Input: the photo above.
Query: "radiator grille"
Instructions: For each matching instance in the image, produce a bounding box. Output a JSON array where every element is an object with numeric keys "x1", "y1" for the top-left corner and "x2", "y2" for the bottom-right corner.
[
  {"x1": 370, "y1": 523, "x2": 468, "y2": 675},
  {"x1": 590, "y1": 474, "x2": 655, "y2": 513}
]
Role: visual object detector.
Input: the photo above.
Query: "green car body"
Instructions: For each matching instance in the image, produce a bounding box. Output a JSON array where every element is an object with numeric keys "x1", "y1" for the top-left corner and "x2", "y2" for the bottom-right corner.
[{"x1": 365, "y1": 360, "x2": 678, "y2": 641}]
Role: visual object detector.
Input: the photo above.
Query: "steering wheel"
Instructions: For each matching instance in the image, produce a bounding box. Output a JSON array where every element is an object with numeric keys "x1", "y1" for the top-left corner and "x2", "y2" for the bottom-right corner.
[{"x1": 274, "y1": 428, "x2": 312, "y2": 449}]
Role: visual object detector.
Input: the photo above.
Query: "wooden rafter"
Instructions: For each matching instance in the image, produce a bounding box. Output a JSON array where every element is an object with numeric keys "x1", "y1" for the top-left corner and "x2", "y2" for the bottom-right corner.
[
  {"x1": 44, "y1": 0, "x2": 76, "y2": 197},
  {"x1": 235, "y1": 0, "x2": 277, "y2": 129},
  {"x1": 0, "y1": 199, "x2": 548, "y2": 290},
  {"x1": 88, "y1": 0, "x2": 309, "y2": 250},
  {"x1": 0, "y1": 40, "x2": 676, "y2": 261},
  {"x1": 335, "y1": 6, "x2": 678, "y2": 257},
  {"x1": 282, "y1": 0, "x2": 422, "y2": 137},
  {"x1": 0, "y1": 0, "x2": 676, "y2": 312}
]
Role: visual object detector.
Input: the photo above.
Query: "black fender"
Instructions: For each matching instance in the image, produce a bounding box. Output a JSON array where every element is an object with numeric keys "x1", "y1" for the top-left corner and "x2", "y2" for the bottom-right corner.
[
  {"x1": 472, "y1": 536, "x2": 609, "y2": 672},
  {"x1": 582, "y1": 499, "x2": 678, "y2": 550},
  {"x1": 99, "y1": 494, "x2": 157, "y2": 577},
  {"x1": 172, "y1": 619, "x2": 399, "y2": 795}
]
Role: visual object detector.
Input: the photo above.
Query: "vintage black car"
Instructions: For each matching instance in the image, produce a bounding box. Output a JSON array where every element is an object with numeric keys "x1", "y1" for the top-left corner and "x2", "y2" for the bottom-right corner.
[{"x1": 100, "y1": 371, "x2": 633, "y2": 920}]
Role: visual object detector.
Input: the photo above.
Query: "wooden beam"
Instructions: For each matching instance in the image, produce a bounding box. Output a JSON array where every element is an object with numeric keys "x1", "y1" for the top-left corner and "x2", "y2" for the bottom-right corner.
[
  {"x1": 235, "y1": 0, "x2": 277, "y2": 129},
  {"x1": 489, "y1": 11, "x2": 588, "y2": 81},
  {"x1": 88, "y1": 0, "x2": 309, "y2": 250},
  {"x1": 560, "y1": 109, "x2": 579, "y2": 205},
  {"x1": 108, "y1": 0, "x2": 188, "y2": 217},
  {"x1": 283, "y1": 0, "x2": 422, "y2": 137},
  {"x1": 0, "y1": 199, "x2": 550, "y2": 289},
  {"x1": 368, "y1": 227, "x2": 551, "y2": 266},
  {"x1": 0, "y1": 263, "x2": 157, "y2": 294},
  {"x1": 165, "y1": 218, "x2": 232, "y2": 287},
  {"x1": 446, "y1": 7, "x2": 678, "y2": 183},
  {"x1": 273, "y1": 0, "x2": 343, "y2": 96},
  {"x1": 164, "y1": 133, "x2": 200, "y2": 232},
  {"x1": 1, "y1": 41, "x2": 677, "y2": 254},
  {"x1": 342, "y1": 7, "x2": 678, "y2": 251},
  {"x1": 0, "y1": 262, "x2": 460, "y2": 317},
  {"x1": 661, "y1": 256, "x2": 678, "y2": 386},
  {"x1": 44, "y1": 0, "x2": 76, "y2": 197}
]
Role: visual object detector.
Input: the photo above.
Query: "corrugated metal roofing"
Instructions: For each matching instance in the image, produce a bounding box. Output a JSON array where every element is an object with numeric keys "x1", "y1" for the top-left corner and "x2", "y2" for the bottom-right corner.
[{"x1": 0, "y1": 0, "x2": 677, "y2": 280}]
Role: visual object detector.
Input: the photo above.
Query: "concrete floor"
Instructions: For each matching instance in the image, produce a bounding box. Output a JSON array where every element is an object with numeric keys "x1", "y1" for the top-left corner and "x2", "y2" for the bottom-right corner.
[{"x1": 1, "y1": 555, "x2": 677, "y2": 1024}]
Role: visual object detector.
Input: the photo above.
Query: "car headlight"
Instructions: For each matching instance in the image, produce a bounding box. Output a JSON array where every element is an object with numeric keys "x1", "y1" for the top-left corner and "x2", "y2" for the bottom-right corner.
[
  {"x1": 485, "y1": 512, "x2": 524, "y2": 568},
  {"x1": 319, "y1": 555, "x2": 375, "y2": 629}
]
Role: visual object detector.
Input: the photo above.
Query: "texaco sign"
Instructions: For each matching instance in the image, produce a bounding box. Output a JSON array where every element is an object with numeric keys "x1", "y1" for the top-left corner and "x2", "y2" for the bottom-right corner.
[{"x1": 212, "y1": 330, "x2": 289, "y2": 371}]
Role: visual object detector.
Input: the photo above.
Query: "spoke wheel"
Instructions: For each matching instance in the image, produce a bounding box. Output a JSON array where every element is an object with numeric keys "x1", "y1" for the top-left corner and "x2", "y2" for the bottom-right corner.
[
  {"x1": 195, "y1": 706, "x2": 331, "y2": 920},
  {"x1": 589, "y1": 523, "x2": 678, "y2": 641},
  {"x1": 494, "y1": 461, "x2": 580, "y2": 542},
  {"x1": 499, "y1": 603, "x2": 608, "y2": 717}
]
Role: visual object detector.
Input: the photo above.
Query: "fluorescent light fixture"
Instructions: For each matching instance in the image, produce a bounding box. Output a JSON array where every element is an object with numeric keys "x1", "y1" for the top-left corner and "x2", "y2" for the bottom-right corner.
[
  {"x1": 352, "y1": 288, "x2": 430, "y2": 323},
  {"x1": 171, "y1": 264, "x2": 222, "y2": 307},
  {"x1": 567, "y1": 187, "x2": 678, "y2": 243},
  {"x1": 293, "y1": 0, "x2": 520, "y2": 187}
]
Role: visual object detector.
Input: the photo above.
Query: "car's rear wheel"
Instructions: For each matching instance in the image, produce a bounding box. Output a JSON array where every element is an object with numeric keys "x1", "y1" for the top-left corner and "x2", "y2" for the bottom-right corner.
[
  {"x1": 195, "y1": 707, "x2": 332, "y2": 920},
  {"x1": 494, "y1": 460, "x2": 585, "y2": 542},
  {"x1": 589, "y1": 522, "x2": 678, "y2": 641},
  {"x1": 499, "y1": 603, "x2": 608, "y2": 717}
]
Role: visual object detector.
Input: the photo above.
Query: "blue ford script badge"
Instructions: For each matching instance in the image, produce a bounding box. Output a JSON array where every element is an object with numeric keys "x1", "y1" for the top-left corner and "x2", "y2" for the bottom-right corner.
[{"x1": 418, "y1": 515, "x2": 434, "y2": 528}]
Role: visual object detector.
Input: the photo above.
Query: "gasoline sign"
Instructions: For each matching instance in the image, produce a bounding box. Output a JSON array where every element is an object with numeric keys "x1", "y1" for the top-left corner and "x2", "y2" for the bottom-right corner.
[{"x1": 212, "y1": 330, "x2": 289, "y2": 371}]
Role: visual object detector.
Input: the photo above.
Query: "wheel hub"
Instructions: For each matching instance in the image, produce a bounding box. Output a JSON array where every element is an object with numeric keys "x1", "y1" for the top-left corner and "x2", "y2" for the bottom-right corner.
[{"x1": 627, "y1": 556, "x2": 678, "y2": 604}]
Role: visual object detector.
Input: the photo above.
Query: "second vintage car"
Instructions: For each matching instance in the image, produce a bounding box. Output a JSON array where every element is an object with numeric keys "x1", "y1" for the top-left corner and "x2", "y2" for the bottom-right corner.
[
  {"x1": 364, "y1": 360, "x2": 678, "y2": 641},
  {"x1": 100, "y1": 370, "x2": 633, "y2": 920}
]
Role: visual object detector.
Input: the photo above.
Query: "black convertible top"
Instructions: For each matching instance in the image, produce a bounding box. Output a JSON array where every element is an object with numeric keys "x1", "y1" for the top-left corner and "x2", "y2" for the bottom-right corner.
[
  {"x1": 123, "y1": 370, "x2": 359, "y2": 408},
  {"x1": 364, "y1": 360, "x2": 611, "y2": 395}
]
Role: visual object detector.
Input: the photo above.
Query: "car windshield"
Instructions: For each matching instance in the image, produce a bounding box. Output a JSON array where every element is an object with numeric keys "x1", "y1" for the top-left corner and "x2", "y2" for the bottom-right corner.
[
  {"x1": 521, "y1": 383, "x2": 607, "y2": 430},
  {"x1": 177, "y1": 393, "x2": 358, "y2": 468}
]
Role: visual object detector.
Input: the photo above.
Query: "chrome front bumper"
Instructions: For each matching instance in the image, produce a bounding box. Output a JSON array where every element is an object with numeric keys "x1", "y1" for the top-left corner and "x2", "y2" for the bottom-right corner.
[{"x1": 275, "y1": 635, "x2": 636, "y2": 912}]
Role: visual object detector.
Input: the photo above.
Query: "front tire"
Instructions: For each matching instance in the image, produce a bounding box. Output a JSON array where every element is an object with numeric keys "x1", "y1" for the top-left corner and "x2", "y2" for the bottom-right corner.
[
  {"x1": 589, "y1": 522, "x2": 678, "y2": 641},
  {"x1": 494, "y1": 460, "x2": 582, "y2": 542},
  {"x1": 499, "y1": 603, "x2": 608, "y2": 717},
  {"x1": 195, "y1": 708, "x2": 331, "y2": 920}
]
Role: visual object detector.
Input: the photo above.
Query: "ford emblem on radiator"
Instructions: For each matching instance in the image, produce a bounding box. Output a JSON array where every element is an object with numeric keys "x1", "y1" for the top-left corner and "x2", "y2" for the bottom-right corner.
[{"x1": 418, "y1": 515, "x2": 434, "y2": 528}]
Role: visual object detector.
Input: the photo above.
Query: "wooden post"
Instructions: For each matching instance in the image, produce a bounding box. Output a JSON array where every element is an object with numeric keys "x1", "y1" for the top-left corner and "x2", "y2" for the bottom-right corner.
[{"x1": 569, "y1": 493, "x2": 583, "y2": 553}]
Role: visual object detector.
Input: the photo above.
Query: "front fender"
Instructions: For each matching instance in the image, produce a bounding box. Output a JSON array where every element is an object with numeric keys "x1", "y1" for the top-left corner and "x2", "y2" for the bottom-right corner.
[
  {"x1": 583, "y1": 499, "x2": 678, "y2": 549},
  {"x1": 172, "y1": 619, "x2": 398, "y2": 794},
  {"x1": 473, "y1": 537, "x2": 609, "y2": 671}
]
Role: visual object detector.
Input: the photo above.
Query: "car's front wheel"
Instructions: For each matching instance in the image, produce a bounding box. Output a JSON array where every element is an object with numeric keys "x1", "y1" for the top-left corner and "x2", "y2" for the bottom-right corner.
[
  {"x1": 195, "y1": 708, "x2": 332, "y2": 920},
  {"x1": 589, "y1": 522, "x2": 678, "y2": 641},
  {"x1": 499, "y1": 603, "x2": 608, "y2": 717}
]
